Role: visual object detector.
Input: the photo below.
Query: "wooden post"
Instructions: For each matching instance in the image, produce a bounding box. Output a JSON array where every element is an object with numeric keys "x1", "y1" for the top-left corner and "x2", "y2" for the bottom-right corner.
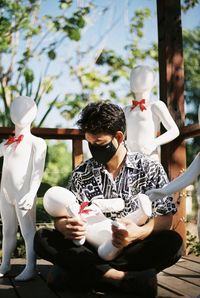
[
  {"x1": 72, "y1": 139, "x2": 83, "y2": 169},
  {"x1": 157, "y1": 0, "x2": 187, "y2": 251}
]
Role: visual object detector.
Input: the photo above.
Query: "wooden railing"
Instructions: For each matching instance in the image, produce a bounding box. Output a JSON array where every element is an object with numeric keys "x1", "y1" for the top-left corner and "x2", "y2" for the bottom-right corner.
[
  {"x1": 0, "y1": 127, "x2": 85, "y2": 169},
  {"x1": 0, "y1": 124, "x2": 199, "y2": 168}
]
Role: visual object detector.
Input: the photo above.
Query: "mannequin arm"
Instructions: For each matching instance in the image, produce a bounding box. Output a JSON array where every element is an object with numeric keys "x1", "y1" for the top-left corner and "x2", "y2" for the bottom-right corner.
[
  {"x1": 152, "y1": 101, "x2": 179, "y2": 147},
  {"x1": 146, "y1": 152, "x2": 200, "y2": 201},
  {"x1": 18, "y1": 139, "x2": 47, "y2": 210},
  {"x1": 0, "y1": 141, "x2": 6, "y2": 157}
]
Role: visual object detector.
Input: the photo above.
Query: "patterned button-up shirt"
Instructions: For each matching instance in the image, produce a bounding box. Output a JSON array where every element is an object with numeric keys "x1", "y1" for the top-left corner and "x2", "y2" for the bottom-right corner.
[{"x1": 68, "y1": 152, "x2": 177, "y2": 219}]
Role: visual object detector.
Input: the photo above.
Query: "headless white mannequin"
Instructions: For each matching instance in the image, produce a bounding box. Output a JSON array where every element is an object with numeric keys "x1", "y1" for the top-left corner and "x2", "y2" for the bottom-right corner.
[
  {"x1": 0, "y1": 96, "x2": 47, "y2": 281},
  {"x1": 146, "y1": 106, "x2": 200, "y2": 239},
  {"x1": 124, "y1": 65, "x2": 180, "y2": 161}
]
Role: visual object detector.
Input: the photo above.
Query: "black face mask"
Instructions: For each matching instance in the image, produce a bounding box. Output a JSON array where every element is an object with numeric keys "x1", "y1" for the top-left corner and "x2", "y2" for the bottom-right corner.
[{"x1": 88, "y1": 139, "x2": 118, "y2": 165}]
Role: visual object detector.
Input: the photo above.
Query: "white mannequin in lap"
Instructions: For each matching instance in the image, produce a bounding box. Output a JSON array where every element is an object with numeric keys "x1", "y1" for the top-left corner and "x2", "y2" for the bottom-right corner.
[
  {"x1": 146, "y1": 108, "x2": 200, "y2": 239},
  {"x1": 0, "y1": 96, "x2": 47, "y2": 281},
  {"x1": 43, "y1": 186, "x2": 152, "y2": 261},
  {"x1": 124, "y1": 65, "x2": 180, "y2": 161}
]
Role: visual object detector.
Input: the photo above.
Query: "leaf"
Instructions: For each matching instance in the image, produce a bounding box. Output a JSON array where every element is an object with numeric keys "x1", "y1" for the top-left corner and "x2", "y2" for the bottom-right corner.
[
  {"x1": 68, "y1": 28, "x2": 81, "y2": 41},
  {"x1": 48, "y1": 49, "x2": 56, "y2": 60},
  {"x1": 24, "y1": 68, "x2": 34, "y2": 84}
]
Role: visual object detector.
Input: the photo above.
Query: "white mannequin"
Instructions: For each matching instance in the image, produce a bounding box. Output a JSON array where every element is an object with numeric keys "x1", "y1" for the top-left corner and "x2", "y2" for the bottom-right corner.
[
  {"x1": 146, "y1": 108, "x2": 200, "y2": 239},
  {"x1": 43, "y1": 186, "x2": 152, "y2": 261},
  {"x1": 0, "y1": 96, "x2": 47, "y2": 281},
  {"x1": 124, "y1": 65, "x2": 180, "y2": 160}
]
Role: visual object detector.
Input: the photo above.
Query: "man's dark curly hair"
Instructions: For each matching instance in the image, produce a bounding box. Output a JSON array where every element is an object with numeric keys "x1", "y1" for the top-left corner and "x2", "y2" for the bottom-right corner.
[{"x1": 77, "y1": 101, "x2": 126, "y2": 135}]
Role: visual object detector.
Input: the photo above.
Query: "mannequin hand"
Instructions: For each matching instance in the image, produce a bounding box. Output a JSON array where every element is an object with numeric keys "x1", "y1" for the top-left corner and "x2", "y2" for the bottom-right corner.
[
  {"x1": 54, "y1": 216, "x2": 86, "y2": 240},
  {"x1": 18, "y1": 193, "x2": 35, "y2": 210},
  {"x1": 145, "y1": 188, "x2": 167, "y2": 201},
  {"x1": 112, "y1": 218, "x2": 142, "y2": 248}
]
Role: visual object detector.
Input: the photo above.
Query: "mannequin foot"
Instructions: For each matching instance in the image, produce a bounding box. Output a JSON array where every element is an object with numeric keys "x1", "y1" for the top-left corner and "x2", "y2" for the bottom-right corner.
[
  {"x1": 0, "y1": 264, "x2": 11, "y2": 277},
  {"x1": 14, "y1": 267, "x2": 37, "y2": 281}
]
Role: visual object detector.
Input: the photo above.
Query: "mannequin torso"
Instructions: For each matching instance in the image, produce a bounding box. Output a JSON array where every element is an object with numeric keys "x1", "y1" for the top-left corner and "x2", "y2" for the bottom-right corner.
[
  {"x1": 124, "y1": 65, "x2": 179, "y2": 161},
  {"x1": 1, "y1": 134, "x2": 45, "y2": 202}
]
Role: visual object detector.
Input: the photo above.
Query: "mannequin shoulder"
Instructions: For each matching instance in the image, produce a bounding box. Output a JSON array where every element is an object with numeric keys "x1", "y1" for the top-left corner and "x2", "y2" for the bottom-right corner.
[
  {"x1": 32, "y1": 136, "x2": 47, "y2": 151},
  {"x1": 151, "y1": 100, "x2": 169, "y2": 115},
  {"x1": 151, "y1": 100, "x2": 167, "y2": 110}
]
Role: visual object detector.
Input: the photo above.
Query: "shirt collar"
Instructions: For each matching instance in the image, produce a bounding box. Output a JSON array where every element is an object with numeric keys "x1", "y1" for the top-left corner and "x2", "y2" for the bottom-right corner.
[{"x1": 124, "y1": 151, "x2": 147, "y2": 169}]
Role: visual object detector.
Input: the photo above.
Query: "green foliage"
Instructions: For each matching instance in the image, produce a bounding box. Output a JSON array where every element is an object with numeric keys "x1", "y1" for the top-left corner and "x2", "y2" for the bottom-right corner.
[
  {"x1": 13, "y1": 232, "x2": 26, "y2": 258},
  {"x1": 186, "y1": 230, "x2": 200, "y2": 256},
  {"x1": 42, "y1": 141, "x2": 72, "y2": 187},
  {"x1": 0, "y1": 0, "x2": 90, "y2": 127},
  {"x1": 181, "y1": 0, "x2": 199, "y2": 12},
  {"x1": 183, "y1": 27, "x2": 200, "y2": 164},
  {"x1": 58, "y1": 8, "x2": 154, "y2": 119},
  {"x1": 183, "y1": 27, "x2": 200, "y2": 118},
  {"x1": 36, "y1": 197, "x2": 52, "y2": 223}
]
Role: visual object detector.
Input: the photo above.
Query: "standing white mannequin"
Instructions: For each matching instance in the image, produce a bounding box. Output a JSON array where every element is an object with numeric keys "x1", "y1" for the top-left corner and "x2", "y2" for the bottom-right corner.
[
  {"x1": 124, "y1": 65, "x2": 180, "y2": 161},
  {"x1": 0, "y1": 96, "x2": 47, "y2": 281}
]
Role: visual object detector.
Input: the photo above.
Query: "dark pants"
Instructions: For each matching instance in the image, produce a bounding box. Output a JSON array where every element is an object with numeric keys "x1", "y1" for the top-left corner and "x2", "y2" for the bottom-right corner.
[{"x1": 34, "y1": 228, "x2": 183, "y2": 288}]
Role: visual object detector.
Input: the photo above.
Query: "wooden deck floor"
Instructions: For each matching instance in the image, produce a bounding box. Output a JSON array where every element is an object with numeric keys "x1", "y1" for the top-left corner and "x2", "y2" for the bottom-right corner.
[{"x1": 0, "y1": 255, "x2": 199, "y2": 298}]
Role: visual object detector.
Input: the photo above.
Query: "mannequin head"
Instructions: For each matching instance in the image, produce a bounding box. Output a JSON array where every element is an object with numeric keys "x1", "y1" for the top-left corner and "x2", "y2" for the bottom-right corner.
[
  {"x1": 10, "y1": 96, "x2": 37, "y2": 127},
  {"x1": 130, "y1": 65, "x2": 156, "y2": 94}
]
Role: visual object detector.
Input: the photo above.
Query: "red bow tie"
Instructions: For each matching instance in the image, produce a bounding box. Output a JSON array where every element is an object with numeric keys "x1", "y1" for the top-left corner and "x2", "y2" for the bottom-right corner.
[
  {"x1": 130, "y1": 99, "x2": 146, "y2": 112},
  {"x1": 4, "y1": 134, "x2": 24, "y2": 147}
]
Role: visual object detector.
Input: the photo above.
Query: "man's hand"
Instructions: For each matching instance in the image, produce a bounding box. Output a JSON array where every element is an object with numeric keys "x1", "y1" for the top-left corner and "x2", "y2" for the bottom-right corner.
[
  {"x1": 111, "y1": 213, "x2": 172, "y2": 249},
  {"x1": 54, "y1": 216, "x2": 86, "y2": 241},
  {"x1": 111, "y1": 218, "x2": 143, "y2": 249}
]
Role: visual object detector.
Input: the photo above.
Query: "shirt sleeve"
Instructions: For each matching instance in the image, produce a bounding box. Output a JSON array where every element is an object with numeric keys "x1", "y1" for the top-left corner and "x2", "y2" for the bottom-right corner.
[
  {"x1": 145, "y1": 159, "x2": 177, "y2": 216},
  {"x1": 67, "y1": 169, "x2": 85, "y2": 204}
]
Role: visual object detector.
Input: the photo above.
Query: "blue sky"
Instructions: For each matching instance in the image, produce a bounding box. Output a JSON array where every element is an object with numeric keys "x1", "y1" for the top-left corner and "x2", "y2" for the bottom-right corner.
[{"x1": 34, "y1": 0, "x2": 200, "y2": 128}]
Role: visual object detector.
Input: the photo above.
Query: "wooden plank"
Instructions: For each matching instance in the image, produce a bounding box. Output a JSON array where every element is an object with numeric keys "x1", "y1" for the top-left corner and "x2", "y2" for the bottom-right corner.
[
  {"x1": 176, "y1": 258, "x2": 200, "y2": 273},
  {"x1": 0, "y1": 127, "x2": 84, "y2": 140},
  {"x1": 0, "y1": 277, "x2": 17, "y2": 298},
  {"x1": 179, "y1": 124, "x2": 200, "y2": 140},
  {"x1": 182, "y1": 255, "x2": 200, "y2": 264},
  {"x1": 12, "y1": 275, "x2": 59, "y2": 298},
  {"x1": 157, "y1": 284, "x2": 185, "y2": 297},
  {"x1": 163, "y1": 265, "x2": 200, "y2": 287},
  {"x1": 6, "y1": 258, "x2": 200, "y2": 298},
  {"x1": 157, "y1": 271, "x2": 200, "y2": 297},
  {"x1": 1, "y1": 260, "x2": 57, "y2": 298}
]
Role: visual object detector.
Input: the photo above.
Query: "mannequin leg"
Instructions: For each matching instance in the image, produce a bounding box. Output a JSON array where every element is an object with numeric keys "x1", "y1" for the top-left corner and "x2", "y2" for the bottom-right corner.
[
  {"x1": 15, "y1": 203, "x2": 36, "y2": 281},
  {"x1": 0, "y1": 197, "x2": 18, "y2": 277}
]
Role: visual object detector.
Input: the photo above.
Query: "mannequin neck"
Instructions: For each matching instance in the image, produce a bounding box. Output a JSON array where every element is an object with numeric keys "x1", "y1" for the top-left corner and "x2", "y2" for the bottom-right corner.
[
  {"x1": 133, "y1": 90, "x2": 151, "y2": 102},
  {"x1": 15, "y1": 125, "x2": 31, "y2": 137}
]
